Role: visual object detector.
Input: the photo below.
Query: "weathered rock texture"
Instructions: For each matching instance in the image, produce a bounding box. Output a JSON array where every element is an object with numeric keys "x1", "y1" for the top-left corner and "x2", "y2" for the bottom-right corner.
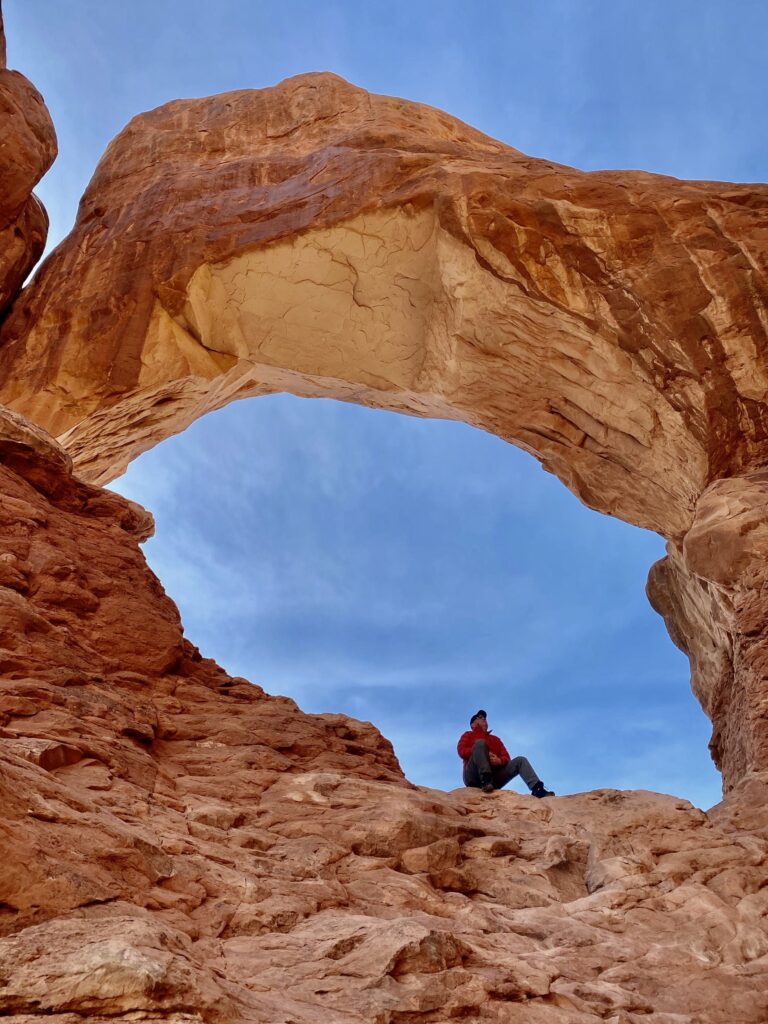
[
  {"x1": 1, "y1": 72, "x2": 767, "y2": 787},
  {"x1": 2, "y1": 405, "x2": 768, "y2": 1023},
  {"x1": 0, "y1": 10, "x2": 56, "y2": 318}
]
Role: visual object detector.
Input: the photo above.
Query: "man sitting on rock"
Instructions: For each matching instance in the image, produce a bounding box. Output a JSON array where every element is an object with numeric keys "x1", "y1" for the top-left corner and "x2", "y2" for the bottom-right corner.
[{"x1": 457, "y1": 710, "x2": 554, "y2": 797}]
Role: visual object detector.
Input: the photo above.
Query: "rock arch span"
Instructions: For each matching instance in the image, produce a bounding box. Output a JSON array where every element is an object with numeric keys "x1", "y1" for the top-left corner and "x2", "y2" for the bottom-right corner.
[{"x1": 1, "y1": 72, "x2": 767, "y2": 787}]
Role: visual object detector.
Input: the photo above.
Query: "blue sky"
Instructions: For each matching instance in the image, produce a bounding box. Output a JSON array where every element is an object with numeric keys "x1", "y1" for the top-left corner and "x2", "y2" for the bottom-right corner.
[{"x1": 8, "y1": 1, "x2": 767, "y2": 808}]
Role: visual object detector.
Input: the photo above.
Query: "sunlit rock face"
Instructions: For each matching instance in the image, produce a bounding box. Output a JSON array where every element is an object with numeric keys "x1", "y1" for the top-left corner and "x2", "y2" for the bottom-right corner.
[
  {"x1": 0, "y1": 9, "x2": 56, "y2": 317},
  {"x1": 2, "y1": 20, "x2": 768, "y2": 1017},
  {"x1": 1, "y1": 70, "x2": 767, "y2": 787},
  {"x1": 648, "y1": 475, "x2": 768, "y2": 784}
]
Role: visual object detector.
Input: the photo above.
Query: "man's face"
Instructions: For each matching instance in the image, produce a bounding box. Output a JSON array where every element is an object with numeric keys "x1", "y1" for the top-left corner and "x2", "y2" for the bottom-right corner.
[{"x1": 474, "y1": 716, "x2": 488, "y2": 732}]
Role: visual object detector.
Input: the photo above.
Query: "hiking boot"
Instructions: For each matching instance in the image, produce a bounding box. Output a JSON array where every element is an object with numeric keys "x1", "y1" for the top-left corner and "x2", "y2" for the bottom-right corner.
[
  {"x1": 531, "y1": 781, "x2": 555, "y2": 798},
  {"x1": 481, "y1": 777, "x2": 495, "y2": 794}
]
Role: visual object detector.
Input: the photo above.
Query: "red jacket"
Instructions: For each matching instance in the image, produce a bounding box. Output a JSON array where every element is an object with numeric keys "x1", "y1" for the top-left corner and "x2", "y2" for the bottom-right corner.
[{"x1": 457, "y1": 727, "x2": 510, "y2": 765}]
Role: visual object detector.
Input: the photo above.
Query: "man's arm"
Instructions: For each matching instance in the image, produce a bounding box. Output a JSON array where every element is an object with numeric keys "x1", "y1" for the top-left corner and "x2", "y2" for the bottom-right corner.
[
  {"x1": 492, "y1": 736, "x2": 511, "y2": 765},
  {"x1": 457, "y1": 731, "x2": 475, "y2": 760}
]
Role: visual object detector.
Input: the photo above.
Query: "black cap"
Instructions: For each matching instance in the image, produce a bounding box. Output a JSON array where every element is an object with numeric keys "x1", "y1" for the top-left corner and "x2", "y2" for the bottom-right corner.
[{"x1": 469, "y1": 709, "x2": 487, "y2": 726}]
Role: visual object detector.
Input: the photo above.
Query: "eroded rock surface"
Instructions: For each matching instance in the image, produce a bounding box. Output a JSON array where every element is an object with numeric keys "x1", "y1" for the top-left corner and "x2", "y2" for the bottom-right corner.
[
  {"x1": 0, "y1": 9, "x2": 56, "y2": 317},
  {"x1": 1, "y1": 407, "x2": 768, "y2": 1022}
]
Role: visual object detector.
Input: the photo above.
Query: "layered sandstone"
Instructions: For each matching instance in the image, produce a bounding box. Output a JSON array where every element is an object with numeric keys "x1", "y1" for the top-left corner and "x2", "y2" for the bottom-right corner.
[
  {"x1": 2, "y1": 404, "x2": 768, "y2": 1022},
  {"x1": 1, "y1": 72, "x2": 767, "y2": 787},
  {"x1": 0, "y1": 11, "x2": 56, "y2": 317}
]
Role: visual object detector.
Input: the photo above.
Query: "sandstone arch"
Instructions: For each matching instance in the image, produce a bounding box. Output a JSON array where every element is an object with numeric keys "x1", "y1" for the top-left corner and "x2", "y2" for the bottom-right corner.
[{"x1": 1, "y1": 73, "x2": 767, "y2": 787}]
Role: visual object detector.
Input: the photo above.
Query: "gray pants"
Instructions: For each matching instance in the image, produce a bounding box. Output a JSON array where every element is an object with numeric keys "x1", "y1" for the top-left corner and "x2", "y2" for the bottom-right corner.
[{"x1": 463, "y1": 739, "x2": 540, "y2": 791}]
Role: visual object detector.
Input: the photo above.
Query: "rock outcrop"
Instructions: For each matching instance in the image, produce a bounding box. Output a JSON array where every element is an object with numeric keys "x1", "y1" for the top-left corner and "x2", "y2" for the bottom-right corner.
[
  {"x1": 0, "y1": 71, "x2": 766, "y2": 788},
  {"x1": 2, "y1": 405, "x2": 768, "y2": 1022},
  {"x1": 2, "y1": 9, "x2": 768, "y2": 1019},
  {"x1": 0, "y1": 9, "x2": 56, "y2": 318}
]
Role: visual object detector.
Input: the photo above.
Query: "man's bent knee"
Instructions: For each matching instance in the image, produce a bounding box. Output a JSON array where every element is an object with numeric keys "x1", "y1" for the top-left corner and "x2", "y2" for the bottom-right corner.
[{"x1": 472, "y1": 739, "x2": 488, "y2": 752}]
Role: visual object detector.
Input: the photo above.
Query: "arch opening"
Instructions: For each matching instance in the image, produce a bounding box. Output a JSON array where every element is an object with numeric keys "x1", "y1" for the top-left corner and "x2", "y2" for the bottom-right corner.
[{"x1": 112, "y1": 393, "x2": 721, "y2": 807}]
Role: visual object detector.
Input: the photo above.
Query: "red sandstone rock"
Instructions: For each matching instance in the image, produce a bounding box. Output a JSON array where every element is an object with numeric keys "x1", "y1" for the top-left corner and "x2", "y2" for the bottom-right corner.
[{"x1": 0, "y1": 3, "x2": 56, "y2": 316}]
